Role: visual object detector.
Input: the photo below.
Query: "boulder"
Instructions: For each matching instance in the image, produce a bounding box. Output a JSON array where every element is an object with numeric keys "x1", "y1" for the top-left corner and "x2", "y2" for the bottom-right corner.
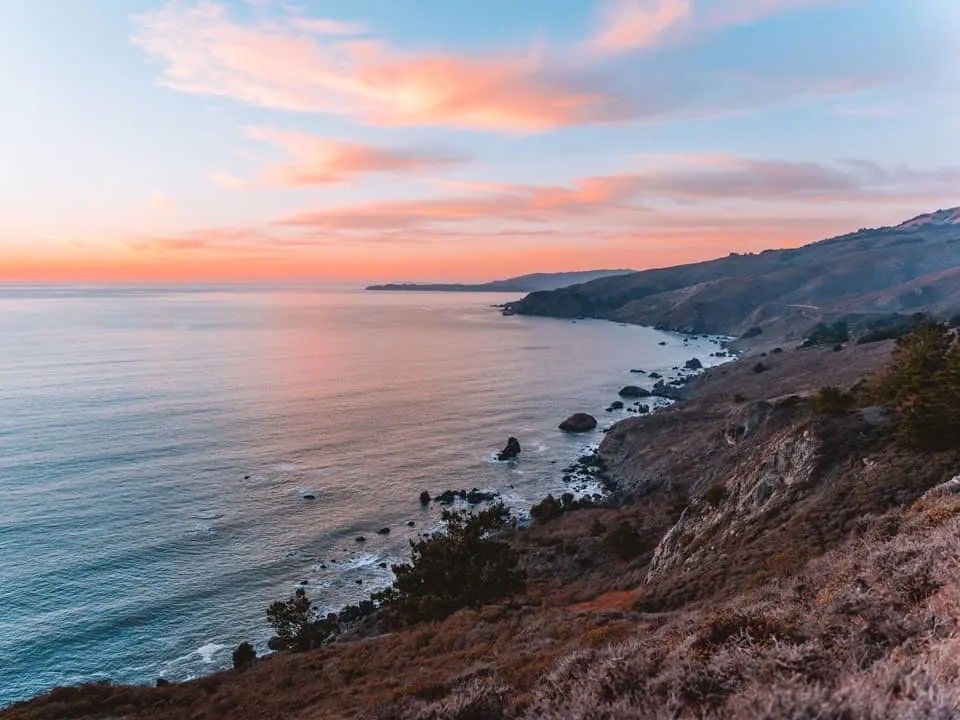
[
  {"x1": 684, "y1": 357, "x2": 703, "y2": 370},
  {"x1": 376, "y1": 527, "x2": 390, "y2": 535},
  {"x1": 618, "y1": 385, "x2": 651, "y2": 398},
  {"x1": 559, "y1": 413, "x2": 598, "y2": 432},
  {"x1": 466, "y1": 489, "x2": 498, "y2": 504},
  {"x1": 496, "y1": 436, "x2": 521, "y2": 461},
  {"x1": 651, "y1": 380, "x2": 687, "y2": 401},
  {"x1": 606, "y1": 400, "x2": 625, "y2": 412},
  {"x1": 267, "y1": 636, "x2": 283, "y2": 651},
  {"x1": 419, "y1": 490, "x2": 431, "y2": 505}
]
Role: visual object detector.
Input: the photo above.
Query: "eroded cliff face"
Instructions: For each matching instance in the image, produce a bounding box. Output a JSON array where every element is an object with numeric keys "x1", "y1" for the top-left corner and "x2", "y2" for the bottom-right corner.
[{"x1": 599, "y1": 343, "x2": 955, "y2": 608}]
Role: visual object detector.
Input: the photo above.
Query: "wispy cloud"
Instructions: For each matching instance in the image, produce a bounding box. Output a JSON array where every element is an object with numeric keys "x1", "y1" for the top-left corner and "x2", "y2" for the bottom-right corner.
[
  {"x1": 244, "y1": 127, "x2": 464, "y2": 186},
  {"x1": 133, "y1": 1, "x2": 860, "y2": 132}
]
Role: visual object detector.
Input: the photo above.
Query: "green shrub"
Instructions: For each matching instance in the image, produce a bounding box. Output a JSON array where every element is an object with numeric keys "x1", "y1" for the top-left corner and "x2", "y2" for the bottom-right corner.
[
  {"x1": 704, "y1": 483, "x2": 727, "y2": 507},
  {"x1": 374, "y1": 504, "x2": 525, "y2": 625},
  {"x1": 266, "y1": 588, "x2": 314, "y2": 651},
  {"x1": 603, "y1": 522, "x2": 645, "y2": 561},
  {"x1": 803, "y1": 321, "x2": 849, "y2": 347},
  {"x1": 812, "y1": 386, "x2": 856, "y2": 415},
  {"x1": 530, "y1": 492, "x2": 595, "y2": 524},
  {"x1": 875, "y1": 324, "x2": 960, "y2": 451}
]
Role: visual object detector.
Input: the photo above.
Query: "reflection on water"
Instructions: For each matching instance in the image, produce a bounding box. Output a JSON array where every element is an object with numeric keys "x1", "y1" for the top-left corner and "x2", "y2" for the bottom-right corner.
[{"x1": 0, "y1": 286, "x2": 726, "y2": 705}]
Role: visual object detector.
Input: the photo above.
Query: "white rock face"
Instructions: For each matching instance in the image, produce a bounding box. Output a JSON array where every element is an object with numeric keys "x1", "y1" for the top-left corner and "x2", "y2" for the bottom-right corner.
[{"x1": 646, "y1": 423, "x2": 822, "y2": 582}]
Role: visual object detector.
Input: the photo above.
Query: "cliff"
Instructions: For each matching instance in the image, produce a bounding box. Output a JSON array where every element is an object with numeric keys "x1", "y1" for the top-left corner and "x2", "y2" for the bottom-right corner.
[
  {"x1": 7, "y1": 337, "x2": 960, "y2": 719},
  {"x1": 503, "y1": 208, "x2": 960, "y2": 339}
]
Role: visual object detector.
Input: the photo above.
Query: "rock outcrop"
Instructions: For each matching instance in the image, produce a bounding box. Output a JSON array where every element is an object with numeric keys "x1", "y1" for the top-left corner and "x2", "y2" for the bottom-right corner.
[
  {"x1": 558, "y1": 413, "x2": 597, "y2": 432},
  {"x1": 497, "y1": 437, "x2": 521, "y2": 461}
]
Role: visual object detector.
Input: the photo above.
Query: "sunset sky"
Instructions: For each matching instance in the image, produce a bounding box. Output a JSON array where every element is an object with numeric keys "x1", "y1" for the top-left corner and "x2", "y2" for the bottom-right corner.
[{"x1": 1, "y1": 0, "x2": 958, "y2": 282}]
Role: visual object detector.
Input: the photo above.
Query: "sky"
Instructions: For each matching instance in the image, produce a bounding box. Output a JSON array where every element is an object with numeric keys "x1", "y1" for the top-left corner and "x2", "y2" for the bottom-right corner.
[{"x1": 0, "y1": 0, "x2": 958, "y2": 283}]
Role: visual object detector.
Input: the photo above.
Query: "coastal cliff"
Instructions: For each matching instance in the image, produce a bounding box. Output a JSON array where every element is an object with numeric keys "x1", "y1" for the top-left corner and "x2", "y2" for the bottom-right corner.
[
  {"x1": 8, "y1": 332, "x2": 960, "y2": 719},
  {"x1": 503, "y1": 208, "x2": 960, "y2": 340}
]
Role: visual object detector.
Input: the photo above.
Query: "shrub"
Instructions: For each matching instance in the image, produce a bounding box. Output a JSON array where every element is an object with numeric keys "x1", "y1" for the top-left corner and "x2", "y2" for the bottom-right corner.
[
  {"x1": 875, "y1": 323, "x2": 960, "y2": 451},
  {"x1": 812, "y1": 386, "x2": 856, "y2": 415},
  {"x1": 603, "y1": 522, "x2": 645, "y2": 561},
  {"x1": 231, "y1": 642, "x2": 256, "y2": 670},
  {"x1": 266, "y1": 588, "x2": 314, "y2": 651},
  {"x1": 374, "y1": 504, "x2": 525, "y2": 625},
  {"x1": 530, "y1": 492, "x2": 595, "y2": 524},
  {"x1": 704, "y1": 483, "x2": 727, "y2": 507},
  {"x1": 802, "y1": 321, "x2": 849, "y2": 347},
  {"x1": 857, "y1": 312, "x2": 930, "y2": 344}
]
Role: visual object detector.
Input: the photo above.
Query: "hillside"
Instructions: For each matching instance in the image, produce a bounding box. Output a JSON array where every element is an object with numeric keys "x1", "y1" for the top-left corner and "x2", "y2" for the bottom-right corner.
[
  {"x1": 7, "y1": 337, "x2": 960, "y2": 719},
  {"x1": 366, "y1": 269, "x2": 633, "y2": 293},
  {"x1": 503, "y1": 208, "x2": 960, "y2": 340}
]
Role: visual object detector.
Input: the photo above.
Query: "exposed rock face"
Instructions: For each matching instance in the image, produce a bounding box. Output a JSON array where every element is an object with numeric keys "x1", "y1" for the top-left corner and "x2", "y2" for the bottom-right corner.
[
  {"x1": 684, "y1": 357, "x2": 703, "y2": 370},
  {"x1": 559, "y1": 413, "x2": 597, "y2": 432},
  {"x1": 497, "y1": 437, "x2": 521, "y2": 461}
]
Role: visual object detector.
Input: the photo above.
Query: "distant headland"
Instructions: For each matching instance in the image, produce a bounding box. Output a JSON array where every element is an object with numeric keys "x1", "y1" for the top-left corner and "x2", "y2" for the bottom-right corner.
[{"x1": 366, "y1": 269, "x2": 633, "y2": 293}]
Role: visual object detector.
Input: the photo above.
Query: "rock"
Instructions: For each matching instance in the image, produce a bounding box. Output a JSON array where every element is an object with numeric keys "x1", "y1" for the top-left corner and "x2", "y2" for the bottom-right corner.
[
  {"x1": 651, "y1": 380, "x2": 687, "y2": 401},
  {"x1": 637, "y1": 404, "x2": 650, "y2": 414},
  {"x1": 606, "y1": 400, "x2": 625, "y2": 412},
  {"x1": 302, "y1": 493, "x2": 316, "y2": 500},
  {"x1": 419, "y1": 490, "x2": 431, "y2": 505},
  {"x1": 658, "y1": 341, "x2": 667, "y2": 346},
  {"x1": 618, "y1": 385, "x2": 651, "y2": 398},
  {"x1": 267, "y1": 636, "x2": 283, "y2": 651},
  {"x1": 860, "y1": 406, "x2": 894, "y2": 428},
  {"x1": 630, "y1": 369, "x2": 646, "y2": 374},
  {"x1": 559, "y1": 413, "x2": 598, "y2": 432},
  {"x1": 496, "y1": 436, "x2": 521, "y2": 461},
  {"x1": 378, "y1": 562, "x2": 388, "y2": 569},
  {"x1": 436, "y1": 489, "x2": 466, "y2": 504},
  {"x1": 684, "y1": 358, "x2": 703, "y2": 370},
  {"x1": 648, "y1": 372, "x2": 663, "y2": 379},
  {"x1": 355, "y1": 535, "x2": 366, "y2": 542},
  {"x1": 466, "y1": 488, "x2": 497, "y2": 504},
  {"x1": 156, "y1": 679, "x2": 170, "y2": 687},
  {"x1": 376, "y1": 527, "x2": 390, "y2": 535},
  {"x1": 407, "y1": 520, "x2": 416, "y2": 527}
]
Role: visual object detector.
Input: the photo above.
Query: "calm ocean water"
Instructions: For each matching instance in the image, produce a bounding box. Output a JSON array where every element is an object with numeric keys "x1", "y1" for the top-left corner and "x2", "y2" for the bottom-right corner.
[{"x1": 0, "y1": 285, "x2": 726, "y2": 706}]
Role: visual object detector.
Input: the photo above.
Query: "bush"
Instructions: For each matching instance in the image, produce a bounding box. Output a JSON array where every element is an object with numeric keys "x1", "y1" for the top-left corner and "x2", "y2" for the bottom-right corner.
[
  {"x1": 232, "y1": 642, "x2": 256, "y2": 670},
  {"x1": 812, "y1": 386, "x2": 856, "y2": 415},
  {"x1": 802, "y1": 321, "x2": 849, "y2": 347},
  {"x1": 266, "y1": 588, "x2": 314, "y2": 651},
  {"x1": 857, "y1": 312, "x2": 930, "y2": 344},
  {"x1": 530, "y1": 492, "x2": 595, "y2": 524},
  {"x1": 704, "y1": 483, "x2": 727, "y2": 507},
  {"x1": 374, "y1": 504, "x2": 525, "y2": 625},
  {"x1": 875, "y1": 323, "x2": 960, "y2": 451},
  {"x1": 603, "y1": 522, "x2": 645, "y2": 561}
]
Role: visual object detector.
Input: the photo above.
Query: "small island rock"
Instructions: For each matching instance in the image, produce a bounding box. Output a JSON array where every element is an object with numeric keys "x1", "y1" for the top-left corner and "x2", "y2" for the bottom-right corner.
[
  {"x1": 496, "y1": 436, "x2": 521, "y2": 461},
  {"x1": 559, "y1": 413, "x2": 598, "y2": 432}
]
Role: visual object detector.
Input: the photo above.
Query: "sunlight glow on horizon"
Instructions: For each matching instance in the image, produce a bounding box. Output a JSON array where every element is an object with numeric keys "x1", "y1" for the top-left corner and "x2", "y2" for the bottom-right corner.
[{"x1": 1, "y1": 0, "x2": 957, "y2": 282}]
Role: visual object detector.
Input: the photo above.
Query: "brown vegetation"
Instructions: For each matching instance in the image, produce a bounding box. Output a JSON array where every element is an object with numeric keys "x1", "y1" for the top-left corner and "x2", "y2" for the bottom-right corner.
[{"x1": 6, "y1": 336, "x2": 960, "y2": 719}]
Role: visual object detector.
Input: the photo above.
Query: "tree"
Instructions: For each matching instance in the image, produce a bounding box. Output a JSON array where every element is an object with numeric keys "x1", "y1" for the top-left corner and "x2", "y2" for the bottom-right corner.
[
  {"x1": 266, "y1": 588, "x2": 314, "y2": 651},
  {"x1": 374, "y1": 503, "x2": 525, "y2": 625},
  {"x1": 876, "y1": 323, "x2": 960, "y2": 451}
]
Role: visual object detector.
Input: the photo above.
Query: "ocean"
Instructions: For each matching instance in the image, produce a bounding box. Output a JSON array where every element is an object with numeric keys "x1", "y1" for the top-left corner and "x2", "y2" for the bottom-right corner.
[{"x1": 0, "y1": 285, "x2": 726, "y2": 706}]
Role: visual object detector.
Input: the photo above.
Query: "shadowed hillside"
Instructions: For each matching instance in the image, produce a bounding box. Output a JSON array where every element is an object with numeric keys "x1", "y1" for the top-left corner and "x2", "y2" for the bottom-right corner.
[{"x1": 503, "y1": 208, "x2": 960, "y2": 340}]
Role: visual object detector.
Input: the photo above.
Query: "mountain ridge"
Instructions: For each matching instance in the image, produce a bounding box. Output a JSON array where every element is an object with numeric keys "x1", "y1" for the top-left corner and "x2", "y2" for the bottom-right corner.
[
  {"x1": 366, "y1": 269, "x2": 633, "y2": 293},
  {"x1": 503, "y1": 207, "x2": 960, "y2": 340}
]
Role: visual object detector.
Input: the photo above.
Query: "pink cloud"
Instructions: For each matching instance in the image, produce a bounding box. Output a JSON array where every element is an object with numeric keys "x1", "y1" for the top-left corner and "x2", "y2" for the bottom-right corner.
[
  {"x1": 589, "y1": 0, "x2": 693, "y2": 54},
  {"x1": 587, "y1": 0, "x2": 841, "y2": 54},
  {"x1": 244, "y1": 127, "x2": 463, "y2": 186},
  {"x1": 276, "y1": 155, "x2": 960, "y2": 233},
  {"x1": 133, "y1": 2, "x2": 617, "y2": 132}
]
